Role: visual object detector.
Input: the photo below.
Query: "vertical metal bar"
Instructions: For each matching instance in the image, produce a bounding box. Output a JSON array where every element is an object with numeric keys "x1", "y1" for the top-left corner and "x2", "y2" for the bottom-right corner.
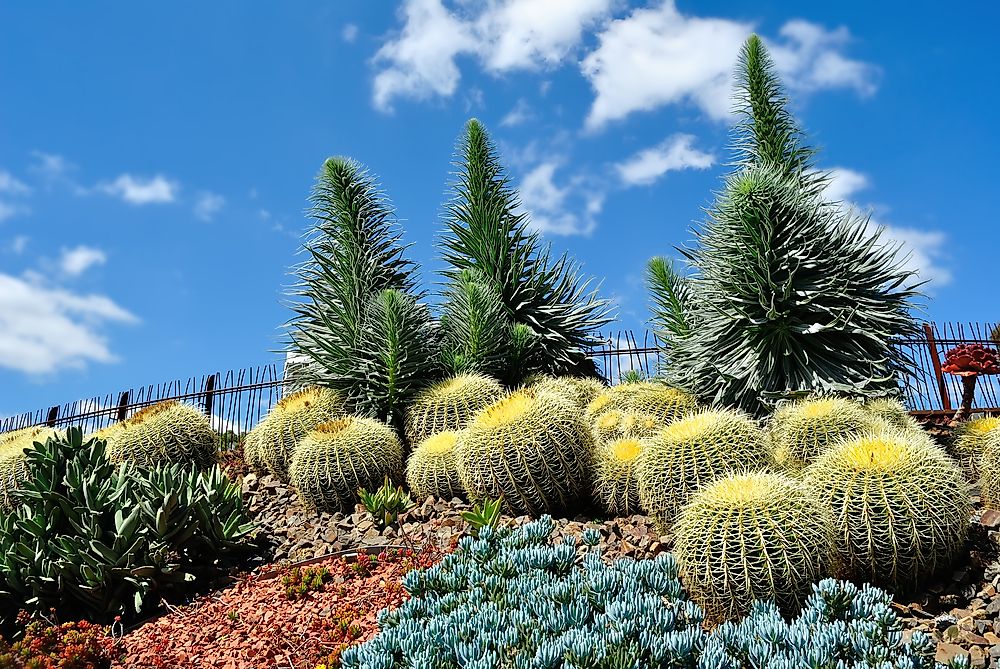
[
  {"x1": 45, "y1": 406, "x2": 59, "y2": 427},
  {"x1": 923, "y1": 323, "x2": 951, "y2": 412},
  {"x1": 116, "y1": 391, "x2": 130, "y2": 422},
  {"x1": 203, "y1": 373, "x2": 217, "y2": 417}
]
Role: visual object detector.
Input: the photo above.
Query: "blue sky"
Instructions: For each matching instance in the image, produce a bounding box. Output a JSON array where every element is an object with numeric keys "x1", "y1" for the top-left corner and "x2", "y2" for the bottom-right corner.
[{"x1": 0, "y1": 1, "x2": 996, "y2": 416}]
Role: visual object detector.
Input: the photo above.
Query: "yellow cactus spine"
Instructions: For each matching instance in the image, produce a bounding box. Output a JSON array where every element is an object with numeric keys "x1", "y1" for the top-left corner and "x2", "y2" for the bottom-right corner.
[
  {"x1": 585, "y1": 382, "x2": 697, "y2": 425},
  {"x1": 531, "y1": 375, "x2": 606, "y2": 409},
  {"x1": 404, "y1": 373, "x2": 505, "y2": 445},
  {"x1": 769, "y1": 396, "x2": 872, "y2": 470},
  {"x1": 108, "y1": 401, "x2": 218, "y2": 469},
  {"x1": 593, "y1": 437, "x2": 645, "y2": 516},
  {"x1": 406, "y1": 430, "x2": 464, "y2": 500},
  {"x1": 952, "y1": 416, "x2": 1000, "y2": 480},
  {"x1": 0, "y1": 426, "x2": 57, "y2": 511}
]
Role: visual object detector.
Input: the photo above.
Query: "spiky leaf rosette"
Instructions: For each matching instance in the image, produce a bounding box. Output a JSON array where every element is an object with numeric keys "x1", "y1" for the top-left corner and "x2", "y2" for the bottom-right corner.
[
  {"x1": 585, "y1": 382, "x2": 697, "y2": 425},
  {"x1": 593, "y1": 437, "x2": 646, "y2": 516},
  {"x1": 0, "y1": 427, "x2": 56, "y2": 511},
  {"x1": 636, "y1": 409, "x2": 770, "y2": 527},
  {"x1": 406, "y1": 431, "x2": 464, "y2": 500},
  {"x1": 592, "y1": 409, "x2": 663, "y2": 445},
  {"x1": 804, "y1": 430, "x2": 970, "y2": 591},
  {"x1": 673, "y1": 472, "x2": 835, "y2": 621},
  {"x1": 438, "y1": 268, "x2": 514, "y2": 380},
  {"x1": 952, "y1": 416, "x2": 1000, "y2": 481},
  {"x1": 404, "y1": 373, "x2": 505, "y2": 445},
  {"x1": 769, "y1": 396, "x2": 873, "y2": 470},
  {"x1": 863, "y1": 397, "x2": 922, "y2": 432},
  {"x1": 440, "y1": 119, "x2": 613, "y2": 380},
  {"x1": 108, "y1": 401, "x2": 218, "y2": 469},
  {"x1": 456, "y1": 389, "x2": 592, "y2": 516},
  {"x1": 243, "y1": 387, "x2": 347, "y2": 481},
  {"x1": 530, "y1": 375, "x2": 606, "y2": 410},
  {"x1": 289, "y1": 417, "x2": 404, "y2": 512}
]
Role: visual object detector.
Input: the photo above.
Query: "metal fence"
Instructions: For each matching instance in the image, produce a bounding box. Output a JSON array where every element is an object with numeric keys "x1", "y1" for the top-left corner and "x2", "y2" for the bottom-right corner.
[{"x1": 2, "y1": 322, "x2": 997, "y2": 436}]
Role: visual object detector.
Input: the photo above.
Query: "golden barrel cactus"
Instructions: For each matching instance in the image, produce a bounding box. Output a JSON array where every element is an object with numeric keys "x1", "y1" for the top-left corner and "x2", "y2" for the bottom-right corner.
[
  {"x1": 804, "y1": 429, "x2": 970, "y2": 591},
  {"x1": 456, "y1": 389, "x2": 592, "y2": 516},
  {"x1": 406, "y1": 430, "x2": 464, "y2": 500},
  {"x1": 404, "y1": 373, "x2": 505, "y2": 445},
  {"x1": 635, "y1": 409, "x2": 770, "y2": 527},
  {"x1": 531, "y1": 375, "x2": 606, "y2": 409},
  {"x1": 673, "y1": 472, "x2": 834, "y2": 621},
  {"x1": 862, "y1": 397, "x2": 921, "y2": 432},
  {"x1": 591, "y1": 409, "x2": 663, "y2": 445},
  {"x1": 289, "y1": 417, "x2": 404, "y2": 512},
  {"x1": 108, "y1": 401, "x2": 218, "y2": 469},
  {"x1": 585, "y1": 381, "x2": 697, "y2": 424},
  {"x1": 952, "y1": 416, "x2": 1000, "y2": 480},
  {"x1": 243, "y1": 386, "x2": 347, "y2": 480},
  {"x1": 0, "y1": 426, "x2": 57, "y2": 511},
  {"x1": 769, "y1": 396, "x2": 872, "y2": 470},
  {"x1": 976, "y1": 430, "x2": 1000, "y2": 510},
  {"x1": 593, "y1": 437, "x2": 645, "y2": 516}
]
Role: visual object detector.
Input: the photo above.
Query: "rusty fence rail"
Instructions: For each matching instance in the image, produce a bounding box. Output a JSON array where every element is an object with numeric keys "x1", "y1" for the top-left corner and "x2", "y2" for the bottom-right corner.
[{"x1": 2, "y1": 321, "x2": 997, "y2": 436}]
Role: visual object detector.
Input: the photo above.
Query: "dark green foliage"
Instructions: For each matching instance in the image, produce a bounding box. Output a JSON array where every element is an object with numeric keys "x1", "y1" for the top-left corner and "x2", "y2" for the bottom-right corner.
[
  {"x1": 358, "y1": 476, "x2": 413, "y2": 527},
  {"x1": 460, "y1": 497, "x2": 502, "y2": 537},
  {"x1": 0, "y1": 428, "x2": 255, "y2": 626},
  {"x1": 286, "y1": 157, "x2": 441, "y2": 427},
  {"x1": 653, "y1": 36, "x2": 920, "y2": 415},
  {"x1": 440, "y1": 119, "x2": 613, "y2": 382}
]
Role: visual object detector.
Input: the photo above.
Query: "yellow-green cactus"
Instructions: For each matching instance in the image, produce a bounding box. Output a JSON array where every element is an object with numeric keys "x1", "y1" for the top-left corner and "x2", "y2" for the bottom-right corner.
[
  {"x1": 0, "y1": 426, "x2": 57, "y2": 511},
  {"x1": 635, "y1": 409, "x2": 770, "y2": 528},
  {"x1": 769, "y1": 396, "x2": 873, "y2": 470},
  {"x1": 405, "y1": 430, "x2": 464, "y2": 500},
  {"x1": 591, "y1": 409, "x2": 663, "y2": 445},
  {"x1": 289, "y1": 417, "x2": 404, "y2": 512},
  {"x1": 593, "y1": 437, "x2": 645, "y2": 516},
  {"x1": 804, "y1": 429, "x2": 970, "y2": 591},
  {"x1": 108, "y1": 401, "x2": 218, "y2": 469},
  {"x1": 531, "y1": 375, "x2": 606, "y2": 409},
  {"x1": 404, "y1": 373, "x2": 505, "y2": 445},
  {"x1": 951, "y1": 416, "x2": 1000, "y2": 480},
  {"x1": 673, "y1": 472, "x2": 835, "y2": 621},
  {"x1": 456, "y1": 389, "x2": 592, "y2": 516},
  {"x1": 243, "y1": 386, "x2": 347, "y2": 480},
  {"x1": 863, "y1": 397, "x2": 921, "y2": 432},
  {"x1": 585, "y1": 382, "x2": 697, "y2": 425},
  {"x1": 976, "y1": 430, "x2": 1000, "y2": 510}
]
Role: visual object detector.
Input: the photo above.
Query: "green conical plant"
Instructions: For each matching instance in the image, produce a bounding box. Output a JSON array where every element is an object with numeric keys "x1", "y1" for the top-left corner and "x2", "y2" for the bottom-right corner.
[
  {"x1": 951, "y1": 416, "x2": 1000, "y2": 481},
  {"x1": 635, "y1": 409, "x2": 770, "y2": 527},
  {"x1": 804, "y1": 429, "x2": 970, "y2": 591},
  {"x1": 289, "y1": 417, "x2": 404, "y2": 512},
  {"x1": 455, "y1": 388, "x2": 592, "y2": 516},
  {"x1": 440, "y1": 119, "x2": 613, "y2": 381},
  {"x1": 404, "y1": 373, "x2": 505, "y2": 445},
  {"x1": 591, "y1": 409, "x2": 663, "y2": 445},
  {"x1": 0, "y1": 426, "x2": 57, "y2": 511},
  {"x1": 769, "y1": 396, "x2": 873, "y2": 470},
  {"x1": 405, "y1": 430, "x2": 465, "y2": 500},
  {"x1": 530, "y1": 375, "x2": 606, "y2": 410},
  {"x1": 106, "y1": 401, "x2": 218, "y2": 469},
  {"x1": 286, "y1": 157, "x2": 441, "y2": 429},
  {"x1": 673, "y1": 472, "x2": 835, "y2": 621},
  {"x1": 650, "y1": 35, "x2": 920, "y2": 416},
  {"x1": 593, "y1": 437, "x2": 646, "y2": 517},
  {"x1": 585, "y1": 382, "x2": 697, "y2": 425},
  {"x1": 243, "y1": 386, "x2": 347, "y2": 481},
  {"x1": 863, "y1": 397, "x2": 921, "y2": 432}
]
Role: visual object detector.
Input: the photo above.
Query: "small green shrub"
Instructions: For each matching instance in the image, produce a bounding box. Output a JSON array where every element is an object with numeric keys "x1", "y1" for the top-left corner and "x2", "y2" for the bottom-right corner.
[
  {"x1": 105, "y1": 401, "x2": 218, "y2": 469},
  {"x1": 405, "y1": 431, "x2": 464, "y2": 500},
  {"x1": 358, "y1": 476, "x2": 413, "y2": 526},
  {"x1": 403, "y1": 373, "x2": 504, "y2": 445},
  {"x1": 460, "y1": 497, "x2": 502, "y2": 537},
  {"x1": 281, "y1": 565, "x2": 331, "y2": 600}
]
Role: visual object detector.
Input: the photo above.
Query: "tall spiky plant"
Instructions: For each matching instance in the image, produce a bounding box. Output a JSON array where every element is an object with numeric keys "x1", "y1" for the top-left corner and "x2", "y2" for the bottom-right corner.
[
  {"x1": 649, "y1": 35, "x2": 920, "y2": 415},
  {"x1": 440, "y1": 119, "x2": 613, "y2": 382},
  {"x1": 287, "y1": 157, "x2": 440, "y2": 430}
]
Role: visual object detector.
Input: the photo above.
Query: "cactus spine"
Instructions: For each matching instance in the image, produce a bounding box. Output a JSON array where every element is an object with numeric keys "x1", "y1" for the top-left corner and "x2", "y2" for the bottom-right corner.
[
  {"x1": 977, "y1": 430, "x2": 1000, "y2": 510},
  {"x1": 289, "y1": 417, "x2": 404, "y2": 512},
  {"x1": 107, "y1": 401, "x2": 218, "y2": 469},
  {"x1": 530, "y1": 375, "x2": 606, "y2": 409},
  {"x1": 636, "y1": 409, "x2": 770, "y2": 527},
  {"x1": 673, "y1": 472, "x2": 835, "y2": 621},
  {"x1": 863, "y1": 397, "x2": 921, "y2": 432},
  {"x1": 243, "y1": 387, "x2": 347, "y2": 480},
  {"x1": 406, "y1": 430, "x2": 464, "y2": 500},
  {"x1": 593, "y1": 437, "x2": 645, "y2": 516},
  {"x1": 804, "y1": 429, "x2": 970, "y2": 591},
  {"x1": 456, "y1": 389, "x2": 592, "y2": 516},
  {"x1": 592, "y1": 409, "x2": 663, "y2": 445},
  {"x1": 951, "y1": 416, "x2": 1000, "y2": 480},
  {"x1": 769, "y1": 396, "x2": 872, "y2": 470},
  {"x1": 404, "y1": 373, "x2": 505, "y2": 445},
  {"x1": 0, "y1": 427, "x2": 57, "y2": 511},
  {"x1": 585, "y1": 382, "x2": 697, "y2": 424}
]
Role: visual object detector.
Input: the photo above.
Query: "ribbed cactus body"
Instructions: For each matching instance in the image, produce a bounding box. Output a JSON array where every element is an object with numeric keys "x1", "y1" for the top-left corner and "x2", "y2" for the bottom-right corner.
[
  {"x1": 636, "y1": 409, "x2": 770, "y2": 527},
  {"x1": 804, "y1": 430, "x2": 970, "y2": 591},
  {"x1": 0, "y1": 427, "x2": 57, "y2": 511},
  {"x1": 456, "y1": 389, "x2": 592, "y2": 516},
  {"x1": 585, "y1": 382, "x2": 697, "y2": 424},
  {"x1": 404, "y1": 373, "x2": 504, "y2": 445},
  {"x1": 108, "y1": 401, "x2": 218, "y2": 469},
  {"x1": 977, "y1": 431, "x2": 1000, "y2": 510},
  {"x1": 289, "y1": 417, "x2": 403, "y2": 512},
  {"x1": 531, "y1": 375, "x2": 605, "y2": 409},
  {"x1": 244, "y1": 387, "x2": 347, "y2": 480},
  {"x1": 863, "y1": 397, "x2": 921, "y2": 432},
  {"x1": 673, "y1": 472, "x2": 834, "y2": 621},
  {"x1": 592, "y1": 409, "x2": 662, "y2": 445},
  {"x1": 952, "y1": 416, "x2": 1000, "y2": 480},
  {"x1": 769, "y1": 396, "x2": 872, "y2": 470},
  {"x1": 593, "y1": 437, "x2": 645, "y2": 516},
  {"x1": 406, "y1": 430, "x2": 464, "y2": 500}
]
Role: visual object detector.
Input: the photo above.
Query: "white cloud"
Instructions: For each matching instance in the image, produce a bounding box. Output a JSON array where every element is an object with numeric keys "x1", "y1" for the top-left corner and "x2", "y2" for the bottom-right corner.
[
  {"x1": 0, "y1": 171, "x2": 29, "y2": 195},
  {"x1": 581, "y1": 1, "x2": 878, "y2": 129},
  {"x1": 615, "y1": 134, "x2": 714, "y2": 186},
  {"x1": 101, "y1": 174, "x2": 178, "y2": 205},
  {"x1": 342, "y1": 23, "x2": 359, "y2": 43},
  {"x1": 0, "y1": 201, "x2": 26, "y2": 222},
  {"x1": 822, "y1": 166, "x2": 869, "y2": 202},
  {"x1": 59, "y1": 245, "x2": 107, "y2": 277},
  {"x1": 194, "y1": 191, "x2": 226, "y2": 221},
  {"x1": 0, "y1": 273, "x2": 137, "y2": 375},
  {"x1": 518, "y1": 161, "x2": 599, "y2": 236},
  {"x1": 500, "y1": 98, "x2": 533, "y2": 126},
  {"x1": 29, "y1": 151, "x2": 73, "y2": 182},
  {"x1": 372, "y1": 0, "x2": 616, "y2": 111},
  {"x1": 10, "y1": 236, "x2": 29, "y2": 254}
]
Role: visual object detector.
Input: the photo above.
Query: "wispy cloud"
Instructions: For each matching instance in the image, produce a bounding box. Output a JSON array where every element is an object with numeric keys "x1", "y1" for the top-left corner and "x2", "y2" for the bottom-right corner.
[
  {"x1": 0, "y1": 170, "x2": 30, "y2": 195},
  {"x1": 0, "y1": 168, "x2": 31, "y2": 222},
  {"x1": 615, "y1": 134, "x2": 714, "y2": 186},
  {"x1": 9, "y1": 236, "x2": 29, "y2": 254},
  {"x1": 0, "y1": 202, "x2": 27, "y2": 222},
  {"x1": 342, "y1": 23, "x2": 359, "y2": 43},
  {"x1": 518, "y1": 161, "x2": 601, "y2": 236},
  {"x1": 59, "y1": 245, "x2": 107, "y2": 277},
  {"x1": 500, "y1": 98, "x2": 533, "y2": 127},
  {"x1": 100, "y1": 174, "x2": 178, "y2": 205},
  {"x1": 194, "y1": 191, "x2": 226, "y2": 221}
]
